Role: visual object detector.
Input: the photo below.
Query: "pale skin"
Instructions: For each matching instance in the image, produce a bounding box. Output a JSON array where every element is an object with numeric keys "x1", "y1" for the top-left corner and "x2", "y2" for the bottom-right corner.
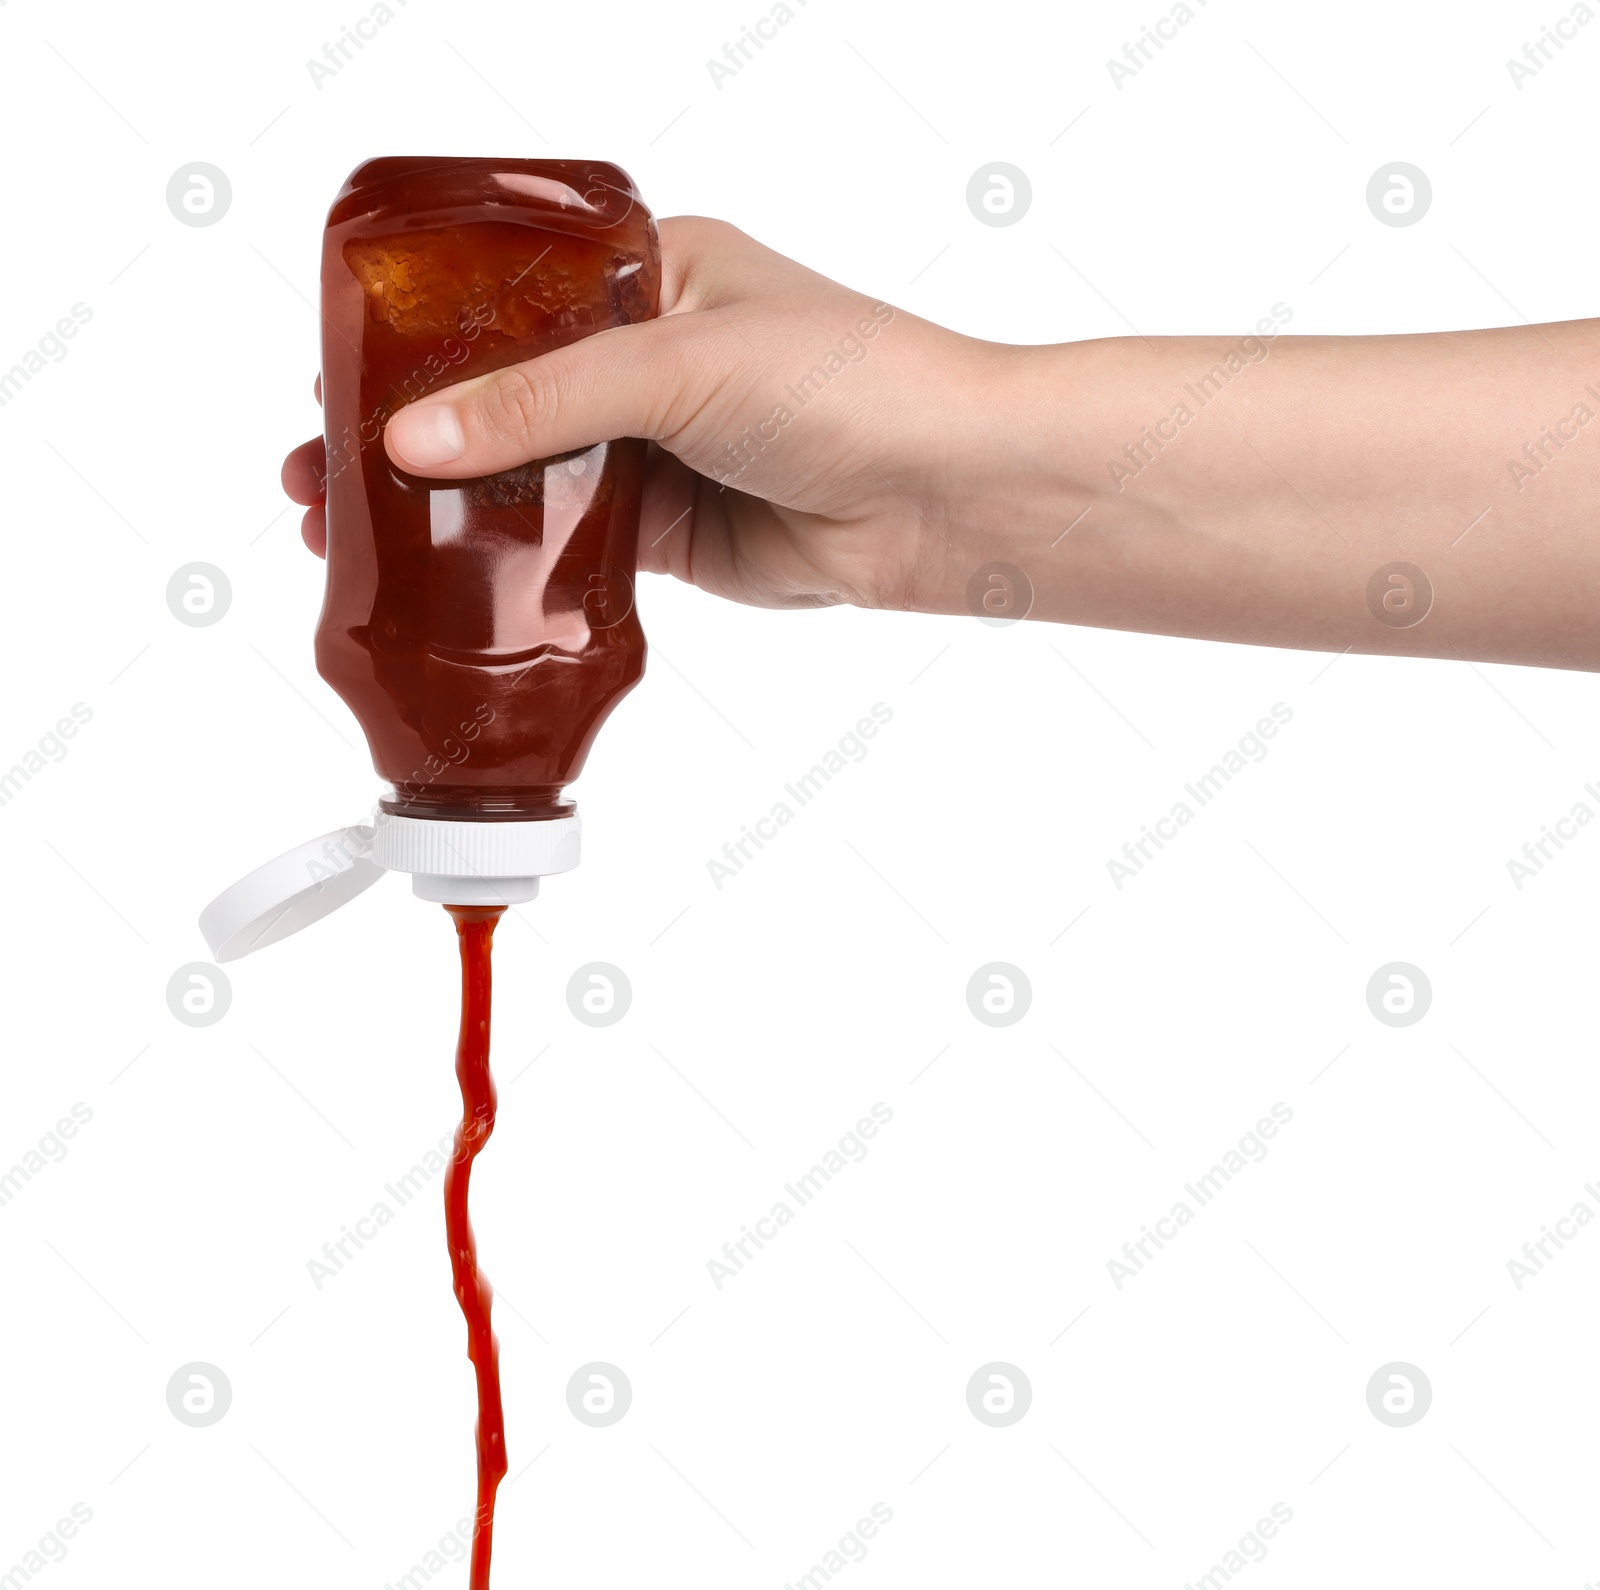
[{"x1": 282, "y1": 216, "x2": 1600, "y2": 672}]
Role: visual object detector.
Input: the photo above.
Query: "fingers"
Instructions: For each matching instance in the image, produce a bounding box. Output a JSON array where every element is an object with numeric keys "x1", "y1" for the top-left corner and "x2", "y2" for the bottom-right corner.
[
  {"x1": 636, "y1": 445, "x2": 700, "y2": 584},
  {"x1": 384, "y1": 312, "x2": 713, "y2": 479},
  {"x1": 285, "y1": 435, "x2": 328, "y2": 555},
  {"x1": 289, "y1": 387, "x2": 326, "y2": 553},
  {"x1": 300, "y1": 505, "x2": 326, "y2": 558},
  {"x1": 282, "y1": 436, "x2": 327, "y2": 505}
]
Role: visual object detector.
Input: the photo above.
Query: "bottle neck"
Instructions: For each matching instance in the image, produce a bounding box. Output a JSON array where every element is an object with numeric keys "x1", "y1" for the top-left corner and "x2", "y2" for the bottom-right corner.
[{"x1": 380, "y1": 785, "x2": 574, "y2": 822}]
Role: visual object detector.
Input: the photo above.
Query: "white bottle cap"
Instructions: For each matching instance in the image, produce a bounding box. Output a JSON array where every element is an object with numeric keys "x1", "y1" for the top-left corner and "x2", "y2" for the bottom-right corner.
[{"x1": 198, "y1": 809, "x2": 581, "y2": 961}]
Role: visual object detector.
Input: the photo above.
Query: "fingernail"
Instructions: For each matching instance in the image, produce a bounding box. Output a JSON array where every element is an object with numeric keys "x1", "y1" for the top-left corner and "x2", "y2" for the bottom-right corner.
[{"x1": 391, "y1": 404, "x2": 465, "y2": 467}]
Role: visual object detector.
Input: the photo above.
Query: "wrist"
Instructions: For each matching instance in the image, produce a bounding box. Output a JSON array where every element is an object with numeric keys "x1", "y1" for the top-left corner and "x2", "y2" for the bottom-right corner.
[{"x1": 894, "y1": 336, "x2": 1116, "y2": 619}]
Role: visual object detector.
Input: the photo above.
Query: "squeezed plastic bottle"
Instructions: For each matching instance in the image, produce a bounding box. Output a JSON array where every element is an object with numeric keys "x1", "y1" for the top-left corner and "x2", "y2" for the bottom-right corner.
[
  {"x1": 201, "y1": 158, "x2": 660, "y2": 953},
  {"x1": 319, "y1": 156, "x2": 659, "y2": 826}
]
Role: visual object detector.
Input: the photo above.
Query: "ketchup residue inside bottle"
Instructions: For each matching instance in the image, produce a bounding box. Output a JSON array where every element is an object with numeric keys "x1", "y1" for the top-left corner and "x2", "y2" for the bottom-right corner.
[
  {"x1": 316, "y1": 158, "x2": 661, "y2": 823},
  {"x1": 443, "y1": 903, "x2": 508, "y2": 1588}
]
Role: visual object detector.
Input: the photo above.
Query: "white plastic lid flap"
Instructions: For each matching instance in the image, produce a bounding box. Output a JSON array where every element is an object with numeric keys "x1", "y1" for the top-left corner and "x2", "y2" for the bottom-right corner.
[{"x1": 200, "y1": 825, "x2": 383, "y2": 962}]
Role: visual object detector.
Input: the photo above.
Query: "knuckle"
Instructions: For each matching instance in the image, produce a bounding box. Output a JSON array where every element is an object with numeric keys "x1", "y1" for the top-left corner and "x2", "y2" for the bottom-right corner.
[
  {"x1": 667, "y1": 214, "x2": 741, "y2": 247},
  {"x1": 476, "y1": 364, "x2": 554, "y2": 449},
  {"x1": 660, "y1": 216, "x2": 756, "y2": 307}
]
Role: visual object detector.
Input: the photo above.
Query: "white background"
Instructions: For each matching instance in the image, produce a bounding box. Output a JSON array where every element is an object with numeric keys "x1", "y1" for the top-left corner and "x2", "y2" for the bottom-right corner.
[{"x1": 2, "y1": 1, "x2": 1597, "y2": 1586}]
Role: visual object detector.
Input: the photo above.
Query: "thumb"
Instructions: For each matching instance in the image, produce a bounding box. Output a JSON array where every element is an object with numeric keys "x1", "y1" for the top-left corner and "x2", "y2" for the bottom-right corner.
[{"x1": 383, "y1": 315, "x2": 707, "y2": 477}]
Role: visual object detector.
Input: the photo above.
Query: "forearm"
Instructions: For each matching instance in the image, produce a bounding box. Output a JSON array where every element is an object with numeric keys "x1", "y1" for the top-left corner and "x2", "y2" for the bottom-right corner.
[{"x1": 928, "y1": 319, "x2": 1600, "y2": 670}]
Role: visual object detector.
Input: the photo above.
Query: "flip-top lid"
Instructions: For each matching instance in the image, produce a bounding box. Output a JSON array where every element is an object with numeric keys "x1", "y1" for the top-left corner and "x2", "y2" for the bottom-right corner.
[{"x1": 199, "y1": 826, "x2": 383, "y2": 962}]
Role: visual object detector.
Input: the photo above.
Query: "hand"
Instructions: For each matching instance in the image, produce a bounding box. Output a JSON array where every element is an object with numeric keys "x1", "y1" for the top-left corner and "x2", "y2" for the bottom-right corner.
[
  {"x1": 282, "y1": 218, "x2": 1600, "y2": 671},
  {"x1": 280, "y1": 217, "x2": 1020, "y2": 613}
]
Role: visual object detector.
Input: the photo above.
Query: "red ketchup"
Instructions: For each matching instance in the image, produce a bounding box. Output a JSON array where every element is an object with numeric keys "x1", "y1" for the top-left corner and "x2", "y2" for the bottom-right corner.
[{"x1": 444, "y1": 902, "x2": 507, "y2": 1590}]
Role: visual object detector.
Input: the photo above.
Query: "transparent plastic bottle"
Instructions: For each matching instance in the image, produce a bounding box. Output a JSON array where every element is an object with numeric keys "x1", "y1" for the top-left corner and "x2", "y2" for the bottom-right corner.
[{"x1": 317, "y1": 156, "x2": 661, "y2": 823}]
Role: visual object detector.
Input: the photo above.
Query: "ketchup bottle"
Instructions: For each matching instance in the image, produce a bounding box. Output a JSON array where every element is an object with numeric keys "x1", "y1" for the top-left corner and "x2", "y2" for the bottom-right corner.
[
  {"x1": 195, "y1": 161, "x2": 663, "y2": 1590},
  {"x1": 200, "y1": 159, "x2": 660, "y2": 954}
]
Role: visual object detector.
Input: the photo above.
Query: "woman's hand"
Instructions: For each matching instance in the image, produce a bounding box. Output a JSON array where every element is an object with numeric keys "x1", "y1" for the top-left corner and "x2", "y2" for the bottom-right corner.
[{"x1": 281, "y1": 216, "x2": 1022, "y2": 614}]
